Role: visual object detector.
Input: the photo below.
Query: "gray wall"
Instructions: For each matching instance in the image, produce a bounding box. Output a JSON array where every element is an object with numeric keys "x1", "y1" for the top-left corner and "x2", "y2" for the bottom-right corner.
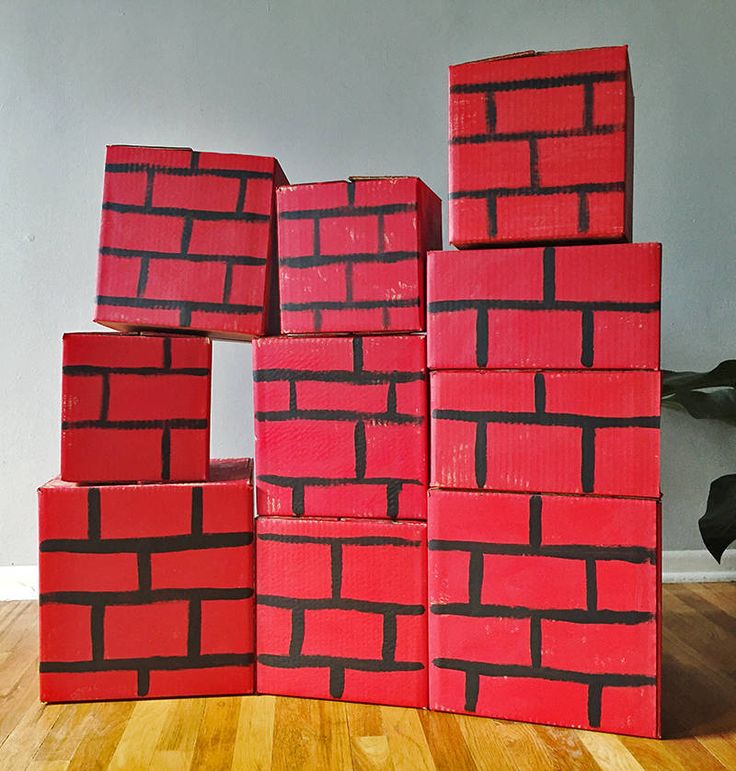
[{"x1": 2, "y1": 0, "x2": 734, "y2": 565}]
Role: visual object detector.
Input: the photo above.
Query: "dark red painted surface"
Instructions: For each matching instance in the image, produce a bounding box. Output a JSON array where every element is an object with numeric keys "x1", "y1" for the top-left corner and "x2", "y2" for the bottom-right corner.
[
  {"x1": 428, "y1": 488, "x2": 660, "y2": 737},
  {"x1": 256, "y1": 517, "x2": 427, "y2": 707},
  {"x1": 61, "y1": 333, "x2": 211, "y2": 483},
  {"x1": 39, "y1": 459, "x2": 254, "y2": 703},
  {"x1": 427, "y1": 243, "x2": 661, "y2": 370},
  {"x1": 253, "y1": 335, "x2": 428, "y2": 519},
  {"x1": 277, "y1": 178, "x2": 441, "y2": 334},
  {"x1": 449, "y1": 46, "x2": 633, "y2": 246},
  {"x1": 431, "y1": 369, "x2": 660, "y2": 497},
  {"x1": 95, "y1": 145, "x2": 287, "y2": 340}
]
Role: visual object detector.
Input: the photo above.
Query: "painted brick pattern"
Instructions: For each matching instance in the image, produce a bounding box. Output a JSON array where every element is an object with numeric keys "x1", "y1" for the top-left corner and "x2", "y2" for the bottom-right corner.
[
  {"x1": 430, "y1": 369, "x2": 660, "y2": 497},
  {"x1": 428, "y1": 489, "x2": 660, "y2": 737},
  {"x1": 61, "y1": 333, "x2": 211, "y2": 483},
  {"x1": 427, "y1": 243, "x2": 661, "y2": 370},
  {"x1": 95, "y1": 145, "x2": 287, "y2": 340},
  {"x1": 449, "y1": 46, "x2": 633, "y2": 246},
  {"x1": 256, "y1": 517, "x2": 428, "y2": 707},
  {"x1": 277, "y1": 177, "x2": 442, "y2": 333},
  {"x1": 38, "y1": 459, "x2": 255, "y2": 703},
  {"x1": 254, "y1": 335, "x2": 428, "y2": 519}
]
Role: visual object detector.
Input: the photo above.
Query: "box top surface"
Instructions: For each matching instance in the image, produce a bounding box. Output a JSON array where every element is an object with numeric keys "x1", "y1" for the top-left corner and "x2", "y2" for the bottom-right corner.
[
  {"x1": 450, "y1": 45, "x2": 629, "y2": 86},
  {"x1": 62, "y1": 331, "x2": 210, "y2": 343},
  {"x1": 279, "y1": 177, "x2": 421, "y2": 189},
  {"x1": 105, "y1": 144, "x2": 279, "y2": 172},
  {"x1": 276, "y1": 176, "x2": 430, "y2": 201},
  {"x1": 39, "y1": 458, "x2": 252, "y2": 492},
  {"x1": 62, "y1": 332, "x2": 211, "y2": 369}
]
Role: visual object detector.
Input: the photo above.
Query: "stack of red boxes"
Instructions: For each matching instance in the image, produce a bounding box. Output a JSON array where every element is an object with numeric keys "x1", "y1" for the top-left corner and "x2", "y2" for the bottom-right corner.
[
  {"x1": 253, "y1": 177, "x2": 442, "y2": 706},
  {"x1": 35, "y1": 45, "x2": 663, "y2": 738},
  {"x1": 427, "y1": 47, "x2": 662, "y2": 737},
  {"x1": 38, "y1": 145, "x2": 287, "y2": 702}
]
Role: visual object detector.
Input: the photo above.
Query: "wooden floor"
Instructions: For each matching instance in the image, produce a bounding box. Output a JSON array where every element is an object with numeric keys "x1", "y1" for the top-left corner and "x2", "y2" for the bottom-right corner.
[{"x1": 0, "y1": 583, "x2": 734, "y2": 769}]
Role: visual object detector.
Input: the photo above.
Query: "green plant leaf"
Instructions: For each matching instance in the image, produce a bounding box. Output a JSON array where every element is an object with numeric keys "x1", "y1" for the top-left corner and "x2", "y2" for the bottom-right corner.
[
  {"x1": 662, "y1": 360, "x2": 736, "y2": 397},
  {"x1": 699, "y1": 474, "x2": 736, "y2": 562},
  {"x1": 663, "y1": 387, "x2": 736, "y2": 424}
]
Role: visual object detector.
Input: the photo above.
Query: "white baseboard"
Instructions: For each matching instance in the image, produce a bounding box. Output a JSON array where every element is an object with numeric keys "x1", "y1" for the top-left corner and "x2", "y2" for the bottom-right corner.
[
  {"x1": 0, "y1": 553, "x2": 733, "y2": 600},
  {"x1": 662, "y1": 550, "x2": 736, "y2": 583},
  {"x1": 0, "y1": 566, "x2": 38, "y2": 600}
]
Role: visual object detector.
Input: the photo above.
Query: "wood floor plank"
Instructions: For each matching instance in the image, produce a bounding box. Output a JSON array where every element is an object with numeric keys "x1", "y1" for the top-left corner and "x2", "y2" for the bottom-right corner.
[
  {"x1": 345, "y1": 702, "x2": 385, "y2": 738},
  {"x1": 417, "y1": 709, "x2": 476, "y2": 771},
  {"x1": 0, "y1": 601, "x2": 28, "y2": 640},
  {"x1": 150, "y1": 696, "x2": 206, "y2": 769},
  {"x1": 189, "y1": 695, "x2": 240, "y2": 770},
  {"x1": 271, "y1": 696, "x2": 348, "y2": 770},
  {"x1": 0, "y1": 701, "x2": 62, "y2": 770},
  {"x1": 317, "y1": 698, "x2": 354, "y2": 770},
  {"x1": 0, "y1": 606, "x2": 37, "y2": 697},
  {"x1": 622, "y1": 733, "x2": 728, "y2": 771},
  {"x1": 31, "y1": 702, "x2": 96, "y2": 764},
  {"x1": 456, "y1": 713, "x2": 563, "y2": 771},
  {"x1": 524, "y1": 724, "x2": 600, "y2": 770},
  {"x1": 66, "y1": 701, "x2": 137, "y2": 771},
  {"x1": 231, "y1": 694, "x2": 276, "y2": 771},
  {"x1": 27, "y1": 759, "x2": 69, "y2": 770},
  {"x1": 0, "y1": 657, "x2": 47, "y2": 749},
  {"x1": 379, "y1": 705, "x2": 436, "y2": 771},
  {"x1": 695, "y1": 735, "x2": 736, "y2": 770},
  {"x1": 345, "y1": 702, "x2": 394, "y2": 771},
  {"x1": 575, "y1": 730, "x2": 645, "y2": 770},
  {"x1": 0, "y1": 583, "x2": 734, "y2": 769},
  {"x1": 106, "y1": 698, "x2": 171, "y2": 769}
]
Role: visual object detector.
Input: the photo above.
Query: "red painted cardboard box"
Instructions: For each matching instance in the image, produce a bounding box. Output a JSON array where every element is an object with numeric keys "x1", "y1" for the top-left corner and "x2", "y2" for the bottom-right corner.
[
  {"x1": 61, "y1": 332, "x2": 211, "y2": 483},
  {"x1": 39, "y1": 459, "x2": 255, "y2": 703},
  {"x1": 449, "y1": 46, "x2": 633, "y2": 247},
  {"x1": 95, "y1": 145, "x2": 287, "y2": 340},
  {"x1": 428, "y1": 488, "x2": 660, "y2": 737},
  {"x1": 277, "y1": 177, "x2": 442, "y2": 334},
  {"x1": 431, "y1": 369, "x2": 660, "y2": 498},
  {"x1": 253, "y1": 334, "x2": 427, "y2": 519},
  {"x1": 256, "y1": 517, "x2": 428, "y2": 707},
  {"x1": 427, "y1": 243, "x2": 661, "y2": 370}
]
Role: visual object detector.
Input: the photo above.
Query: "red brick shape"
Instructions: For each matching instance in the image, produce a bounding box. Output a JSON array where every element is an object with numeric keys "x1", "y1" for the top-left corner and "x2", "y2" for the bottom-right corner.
[
  {"x1": 427, "y1": 243, "x2": 661, "y2": 370},
  {"x1": 428, "y1": 489, "x2": 660, "y2": 737},
  {"x1": 38, "y1": 459, "x2": 254, "y2": 703},
  {"x1": 95, "y1": 145, "x2": 287, "y2": 340},
  {"x1": 61, "y1": 333, "x2": 211, "y2": 483},
  {"x1": 449, "y1": 46, "x2": 633, "y2": 246},
  {"x1": 256, "y1": 517, "x2": 427, "y2": 707},
  {"x1": 430, "y1": 369, "x2": 660, "y2": 497},
  {"x1": 253, "y1": 335, "x2": 427, "y2": 519},
  {"x1": 277, "y1": 178, "x2": 441, "y2": 334}
]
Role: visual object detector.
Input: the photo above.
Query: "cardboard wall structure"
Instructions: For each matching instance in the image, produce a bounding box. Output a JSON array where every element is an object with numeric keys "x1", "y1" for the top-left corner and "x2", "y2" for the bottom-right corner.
[
  {"x1": 38, "y1": 460, "x2": 255, "y2": 703},
  {"x1": 429, "y1": 44, "x2": 662, "y2": 738},
  {"x1": 40, "y1": 46, "x2": 662, "y2": 737},
  {"x1": 254, "y1": 176, "x2": 439, "y2": 705}
]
